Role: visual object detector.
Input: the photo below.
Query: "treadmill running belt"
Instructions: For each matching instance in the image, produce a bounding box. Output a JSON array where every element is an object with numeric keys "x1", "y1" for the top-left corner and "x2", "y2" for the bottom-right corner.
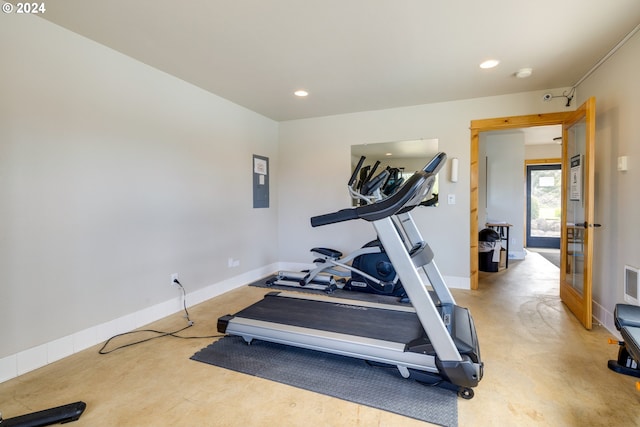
[{"x1": 233, "y1": 293, "x2": 426, "y2": 345}]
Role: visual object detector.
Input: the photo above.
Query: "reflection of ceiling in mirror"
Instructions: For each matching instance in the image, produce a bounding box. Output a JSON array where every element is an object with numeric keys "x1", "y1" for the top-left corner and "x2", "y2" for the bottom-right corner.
[{"x1": 352, "y1": 139, "x2": 438, "y2": 158}]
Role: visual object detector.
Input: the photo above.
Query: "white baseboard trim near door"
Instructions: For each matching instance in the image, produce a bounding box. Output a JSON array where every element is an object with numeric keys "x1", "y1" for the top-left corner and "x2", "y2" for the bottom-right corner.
[
  {"x1": 444, "y1": 276, "x2": 471, "y2": 289},
  {"x1": 0, "y1": 263, "x2": 279, "y2": 384},
  {"x1": 593, "y1": 300, "x2": 622, "y2": 339}
]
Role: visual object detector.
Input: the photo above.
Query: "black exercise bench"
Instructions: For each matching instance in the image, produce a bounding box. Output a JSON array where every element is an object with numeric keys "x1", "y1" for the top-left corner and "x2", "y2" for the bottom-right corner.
[{"x1": 608, "y1": 304, "x2": 640, "y2": 390}]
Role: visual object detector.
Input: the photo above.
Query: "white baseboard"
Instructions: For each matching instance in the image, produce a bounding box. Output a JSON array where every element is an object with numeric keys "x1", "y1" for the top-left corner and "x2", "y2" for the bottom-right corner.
[
  {"x1": 188, "y1": 263, "x2": 278, "y2": 306},
  {"x1": 0, "y1": 263, "x2": 279, "y2": 384},
  {"x1": 444, "y1": 276, "x2": 471, "y2": 289},
  {"x1": 593, "y1": 299, "x2": 621, "y2": 339},
  {"x1": 508, "y1": 250, "x2": 527, "y2": 260}
]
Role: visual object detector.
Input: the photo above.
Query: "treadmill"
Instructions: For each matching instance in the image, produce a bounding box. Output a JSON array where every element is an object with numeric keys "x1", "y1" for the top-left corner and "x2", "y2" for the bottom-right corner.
[{"x1": 218, "y1": 153, "x2": 483, "y2": 398}]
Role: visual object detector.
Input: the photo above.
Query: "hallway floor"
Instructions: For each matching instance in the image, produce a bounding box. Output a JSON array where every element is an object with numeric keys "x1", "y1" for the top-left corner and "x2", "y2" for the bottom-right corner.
[
  {"x1": 1, "y1": 252, "x2": 638, "y2": 426},
  {"x1": 526, "y1": 247, "x2": 561, "y2": 268}
]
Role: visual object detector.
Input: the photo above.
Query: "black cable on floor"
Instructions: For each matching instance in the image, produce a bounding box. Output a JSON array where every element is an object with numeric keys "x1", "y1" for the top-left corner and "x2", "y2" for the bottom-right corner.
[
  {"x1": 98, "y1": 325, "x2": 223, "y2": 354},
  {"x1": 98, "y1": 279, "x2": 223, "y2": 354}
]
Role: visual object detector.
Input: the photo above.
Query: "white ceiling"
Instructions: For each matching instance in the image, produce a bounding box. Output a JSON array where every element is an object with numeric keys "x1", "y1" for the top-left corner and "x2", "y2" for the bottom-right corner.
[
  {"x1": 38, "y1": 0, "x2": 640, "y2": 121},
  {"x1": 521, "y1": 125, "x2": 562, "y2": 145}
]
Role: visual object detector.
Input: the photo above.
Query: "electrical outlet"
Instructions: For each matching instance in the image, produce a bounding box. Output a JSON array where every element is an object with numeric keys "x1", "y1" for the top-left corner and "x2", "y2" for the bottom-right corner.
[{"x1": 170, "y1": 273, "x2": 179, "y2": 286}]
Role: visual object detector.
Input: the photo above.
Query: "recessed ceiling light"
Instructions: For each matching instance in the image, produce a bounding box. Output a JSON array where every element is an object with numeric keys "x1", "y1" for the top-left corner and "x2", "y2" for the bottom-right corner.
[
  {"x1": 479, "y1": 59, "x2": 500, "y2": 69},
  {"x1": 294, "y1": 90, "x2": 308, "y2": 97},
  {"x1": 515, "y1": 67, "x2": 533, "y2": 78}
]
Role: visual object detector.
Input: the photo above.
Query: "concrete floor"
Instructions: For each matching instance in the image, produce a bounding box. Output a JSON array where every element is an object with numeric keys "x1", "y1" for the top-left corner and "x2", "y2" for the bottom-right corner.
[{"x1": 1, "y1": 251, "x2": 639, "y2": 426}]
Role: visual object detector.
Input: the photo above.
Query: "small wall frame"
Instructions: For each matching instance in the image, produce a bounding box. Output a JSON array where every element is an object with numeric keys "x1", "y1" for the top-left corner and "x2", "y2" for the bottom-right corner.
[{"x1": 253, "y1": 155, "x2": 269, "y2": 208}]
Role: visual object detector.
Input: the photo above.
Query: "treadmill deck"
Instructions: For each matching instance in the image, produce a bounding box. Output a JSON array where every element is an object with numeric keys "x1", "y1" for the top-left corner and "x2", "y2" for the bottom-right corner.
[{"x1": 226, "y1": 292, "x2": 429, "y2": 348}]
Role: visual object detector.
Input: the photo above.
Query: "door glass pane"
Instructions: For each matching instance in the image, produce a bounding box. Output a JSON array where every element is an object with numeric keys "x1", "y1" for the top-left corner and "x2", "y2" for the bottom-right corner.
[{"x1": 565, "y1": 118, "x2": 587, "y2": 295}]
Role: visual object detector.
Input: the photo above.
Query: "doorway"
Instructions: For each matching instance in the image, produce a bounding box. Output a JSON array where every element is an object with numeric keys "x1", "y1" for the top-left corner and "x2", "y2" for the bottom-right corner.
[
  {"x1": 469, "y1": 112, "x2": 572, "y2": 290},
  {"x1": 526, "y1": 162, "x2": 561, "y2": 249},
  {"x1": 470, "y1": 98, "x2": 596, "y2": 330}
]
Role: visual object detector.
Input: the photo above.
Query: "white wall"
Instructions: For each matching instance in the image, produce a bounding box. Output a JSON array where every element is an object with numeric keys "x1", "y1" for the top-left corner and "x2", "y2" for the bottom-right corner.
[
  {"x1": 0, "y1": 14, "x2": 279, "y2": 364},
  {"x1": 525, "y1": 143, "x2": 562, "y2": 160},
  {"x1": 277, "y1": 91, "x2": 573, "y2": 287},
  {"x1": 480, "y1": 132, "x2": 526, "y2": 259},
  {"x1": 575, "y1": 29, "x2": 640, "y2": 327}
]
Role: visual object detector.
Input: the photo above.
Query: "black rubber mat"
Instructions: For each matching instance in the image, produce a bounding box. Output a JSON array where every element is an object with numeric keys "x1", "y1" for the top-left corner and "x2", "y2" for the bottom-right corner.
[{"x1": 191, "y1": 336, "x2": 457, "y2": 427}]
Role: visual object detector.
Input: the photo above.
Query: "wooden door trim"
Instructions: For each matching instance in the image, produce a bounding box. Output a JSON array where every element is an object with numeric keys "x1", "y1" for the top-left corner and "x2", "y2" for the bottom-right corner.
[
  {"x1": 469, "y1": 112, "x2": 573, "y2": 290},
  {"x1": 525, "y1": 158, "x2": 561, "y2": 166}
]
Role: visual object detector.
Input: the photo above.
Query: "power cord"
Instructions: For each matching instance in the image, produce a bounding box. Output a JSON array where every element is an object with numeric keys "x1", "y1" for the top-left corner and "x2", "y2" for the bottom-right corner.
[
  {"x1": 98, "y1": 278, "x2": 223, "y2": 355},
  {"x1": 173, "y1": 278, "x2": 193, "y2": 326}
]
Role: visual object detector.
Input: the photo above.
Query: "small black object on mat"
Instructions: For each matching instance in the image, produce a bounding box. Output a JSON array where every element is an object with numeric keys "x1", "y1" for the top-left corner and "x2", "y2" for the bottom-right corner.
[{"x1": 191, "y1": 336, "x2": 457, "y2": 427}]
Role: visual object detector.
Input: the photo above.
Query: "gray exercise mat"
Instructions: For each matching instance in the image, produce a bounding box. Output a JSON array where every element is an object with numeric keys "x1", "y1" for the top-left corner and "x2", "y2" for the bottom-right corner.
[{"x1": 191, "y1": 336, "x2": 457, "y2": 427}]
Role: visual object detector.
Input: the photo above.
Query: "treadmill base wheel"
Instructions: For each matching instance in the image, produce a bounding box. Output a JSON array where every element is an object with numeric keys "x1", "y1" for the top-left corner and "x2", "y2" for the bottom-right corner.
[{"x1": 458, "y1": 387, "x2": 474, "y2": 399}]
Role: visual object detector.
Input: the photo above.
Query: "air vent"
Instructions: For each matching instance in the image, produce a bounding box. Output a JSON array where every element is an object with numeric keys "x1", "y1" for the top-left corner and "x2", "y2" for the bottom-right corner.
[{"x1": 624, "y1": 265, "x2": 639, "y2": 305}]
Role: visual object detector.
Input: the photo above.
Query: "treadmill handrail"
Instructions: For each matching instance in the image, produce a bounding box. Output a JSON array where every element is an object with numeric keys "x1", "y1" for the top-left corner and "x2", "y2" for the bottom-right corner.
[
  {"x1": 311, "y1": 170, "x2": 433, "y2": 227},
  {"x1": 311, "y1": 151, "x2": 445, "y2": 228},
  {"x1": 360, "y1": 169, "x2": 390, "y2": 197},
  {"x1": 423, "y1": 152, "x2": 447, "y2": 174},
  {"x1": 393, "y1": 152, "x2": 447, "y2": 215},
  {"x1": 348, "y1": 156, "x2": 366, "y2": 187},
  {"x1": 309, "y1": 208, "x2": 360, "y2": 227}
]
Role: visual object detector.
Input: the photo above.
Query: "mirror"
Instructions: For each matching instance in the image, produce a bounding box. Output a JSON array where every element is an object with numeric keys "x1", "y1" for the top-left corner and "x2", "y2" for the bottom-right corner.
[{"x1": 350, "y1": 138, "x2": 439, "y2": 206}]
